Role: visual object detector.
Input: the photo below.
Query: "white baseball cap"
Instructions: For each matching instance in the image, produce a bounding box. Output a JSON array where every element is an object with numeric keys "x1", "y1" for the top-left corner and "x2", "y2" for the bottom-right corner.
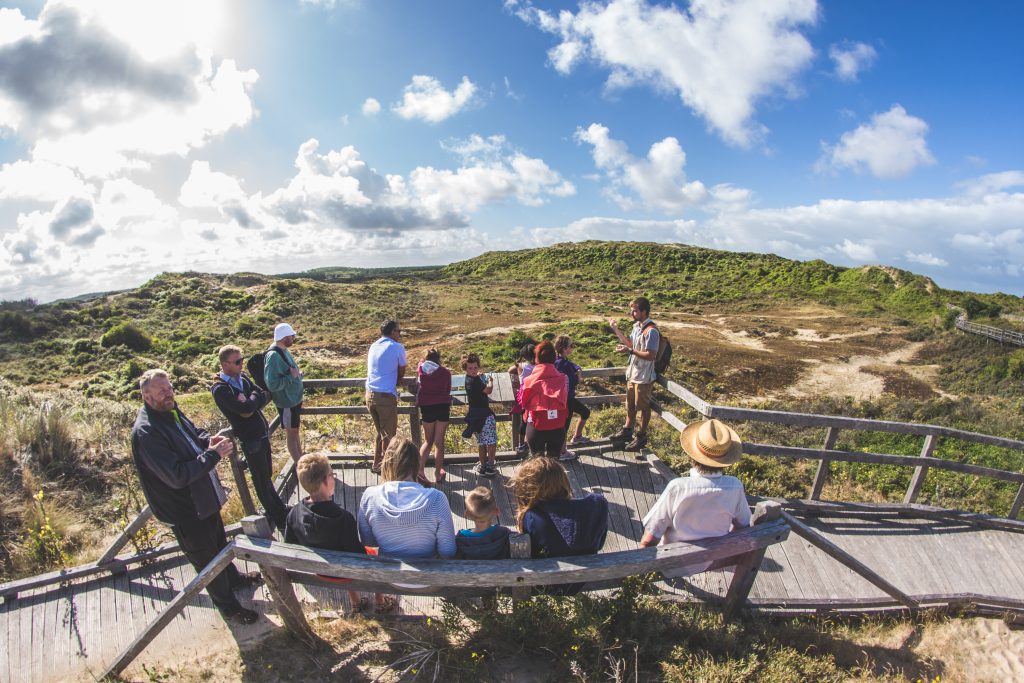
[{"x1": 274, "y1": 323, "x2": 296, "y2": 341}]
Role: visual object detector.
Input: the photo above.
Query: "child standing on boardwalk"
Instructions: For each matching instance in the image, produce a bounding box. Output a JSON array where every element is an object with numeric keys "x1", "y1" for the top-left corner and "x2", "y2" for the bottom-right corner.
[
  {"x1": 285, "y1": 453, "x2": 389, "y2": 613},
  {"x1": 456, "y1": 486, "x2": 511, "y2": 559},
  {"x1": 509, "y1": 341, "x2": 537, "y2": 457},
  {"x1": 462, "y1": 353, "x2": 498, "y2": 477}
]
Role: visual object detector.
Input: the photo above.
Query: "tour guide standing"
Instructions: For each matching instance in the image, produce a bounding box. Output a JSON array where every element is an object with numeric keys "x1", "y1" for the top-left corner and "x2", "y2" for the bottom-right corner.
[
  {"x1": 265, "y1": 322, "x2": 303, "y2": 463},
  {"x1": 211, "y1": 344, "x2": 289, "y2": 532},
  {"x1": 131, "y1": 369, "x2": 261, "y2": 624},
  {"x1": 608, "y1": 296, "x2": 659, "y2": 452},
  {"x1": 365, "y1": 320, "x2": 407, "y2": 474}
]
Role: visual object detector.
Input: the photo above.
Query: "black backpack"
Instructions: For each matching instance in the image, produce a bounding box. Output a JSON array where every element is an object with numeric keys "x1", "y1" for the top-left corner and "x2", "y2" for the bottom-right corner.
[
  {"x1": 642, "y1": 321, "x2": 672, "y2": 375},
  {"x1": 247, "y1": 346, "x2": 285, "y2": 391}
]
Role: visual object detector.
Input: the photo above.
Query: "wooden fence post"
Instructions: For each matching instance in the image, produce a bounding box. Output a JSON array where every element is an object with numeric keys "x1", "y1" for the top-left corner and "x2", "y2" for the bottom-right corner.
[
  {"x1": 808, "y1": 427, "x2": 839, "y2": 500},
  {"x1": 1010, "y1": 484, "x2": 1024, "y2": 520},
  {"x1": 229, "y1": 441, "x2": 257, "y2": 517},
  {"x1": 96, "y1": 505, "x2": 154, "y2": 566},
  {"x1": 240, "y1": 515, "x2": 315, "y2": 643},
  {"x1": 903, "y1": 434, "x2": 937, "y2": 504},
  {"x1": 507, "y1": 532, "x2": 531, "y2": 600},
  {"x1": 721, "y1": 501, "x2": 781, "y2": 619}
]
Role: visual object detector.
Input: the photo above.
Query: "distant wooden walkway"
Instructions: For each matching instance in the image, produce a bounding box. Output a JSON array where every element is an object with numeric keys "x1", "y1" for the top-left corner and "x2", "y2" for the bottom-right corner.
[
  {"x1": 4, "y1": 444, "x2": 1024, "y2": 682},
  {"x1": 956, "y1": 315, "x2": 1024, "y2": 347}
]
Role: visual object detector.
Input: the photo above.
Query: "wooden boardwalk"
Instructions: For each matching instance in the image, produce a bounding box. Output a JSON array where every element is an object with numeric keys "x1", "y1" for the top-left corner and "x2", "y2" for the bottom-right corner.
[{"x1": 3, "y1": 445, "x2": 1024, "y2": 682}]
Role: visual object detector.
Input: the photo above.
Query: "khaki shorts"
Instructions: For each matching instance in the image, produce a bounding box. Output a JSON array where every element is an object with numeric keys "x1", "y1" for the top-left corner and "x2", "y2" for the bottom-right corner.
[
  {"x1": 626, "y1": 381, "x2": 653, "y2": 414},
  {"x1": 366, "y1": 391, "x2": 399, "y2": 444}
]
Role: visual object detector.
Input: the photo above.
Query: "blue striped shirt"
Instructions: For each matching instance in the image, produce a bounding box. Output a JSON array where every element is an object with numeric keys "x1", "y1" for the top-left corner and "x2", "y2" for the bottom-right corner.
[{"x1": 358, "y1": 482, "x2": 457, "y2": 559}]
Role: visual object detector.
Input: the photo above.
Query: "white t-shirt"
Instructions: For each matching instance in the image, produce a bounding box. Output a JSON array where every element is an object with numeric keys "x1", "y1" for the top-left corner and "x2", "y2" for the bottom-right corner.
[
  {"x1": 642, "y1": 468, "x2": 751, "y2": 576},
  {"x1": 626, "y1": 319, "x2": 659, "y2": 384}
]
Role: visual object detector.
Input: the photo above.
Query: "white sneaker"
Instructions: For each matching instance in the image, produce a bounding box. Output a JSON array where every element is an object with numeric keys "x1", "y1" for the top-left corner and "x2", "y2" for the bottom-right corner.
[{"x1": 558, "y1": 449, "x2": 578, "y2": 462}]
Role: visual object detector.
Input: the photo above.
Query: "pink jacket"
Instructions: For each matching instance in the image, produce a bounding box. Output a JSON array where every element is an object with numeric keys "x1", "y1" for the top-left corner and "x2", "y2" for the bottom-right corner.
[{"x1": 519, "y1": 363, "x2": 568, "y2": 430}]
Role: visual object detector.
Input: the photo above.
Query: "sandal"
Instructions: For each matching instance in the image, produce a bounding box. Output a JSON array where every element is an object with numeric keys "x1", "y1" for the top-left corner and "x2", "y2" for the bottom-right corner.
[
  {"x1": 370, "y1": 462, "x2": 381, "y2": 474},
  {"x1": 434, "y1": 469, "x2": 447, "y2": 484},
  {"x1": 375, "y1": 595, "x2": 399, "y2": 614},
  {"x1": 351, "y1": 596, "x2": 371, "y2": 614}
]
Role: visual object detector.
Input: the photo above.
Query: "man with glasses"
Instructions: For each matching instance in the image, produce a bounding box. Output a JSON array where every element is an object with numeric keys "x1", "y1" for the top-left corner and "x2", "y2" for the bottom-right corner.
[
  {"x1": 132, "y1": 368, "x2": 261, "y2": 624},
  {"x1": 365, "y1": 319, "x2": 407, "y2": 473},
  {"x1": 212, "y1": 344, "x2": 289, "y2": 532}
]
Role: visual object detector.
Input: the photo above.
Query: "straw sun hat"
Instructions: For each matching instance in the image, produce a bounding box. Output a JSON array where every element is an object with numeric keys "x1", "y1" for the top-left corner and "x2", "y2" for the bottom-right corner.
[{"x1": 680, "y1": 419, "x2": 743, "y2": 467}]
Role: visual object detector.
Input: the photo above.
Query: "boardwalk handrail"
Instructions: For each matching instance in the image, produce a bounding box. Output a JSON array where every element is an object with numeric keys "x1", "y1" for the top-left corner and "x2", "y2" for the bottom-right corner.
[
  {"x1": 956, "y1": 316, "x2": 1024, "y2": 347},
  {"x1": 653, "y1": 374, "x2": 1024, "y2": 520}
]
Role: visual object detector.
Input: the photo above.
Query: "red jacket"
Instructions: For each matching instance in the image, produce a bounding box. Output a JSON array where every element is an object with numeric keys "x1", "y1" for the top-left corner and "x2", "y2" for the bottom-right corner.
[{"x1": 520, "y1": 363, "x2": 568, "y2": 430}]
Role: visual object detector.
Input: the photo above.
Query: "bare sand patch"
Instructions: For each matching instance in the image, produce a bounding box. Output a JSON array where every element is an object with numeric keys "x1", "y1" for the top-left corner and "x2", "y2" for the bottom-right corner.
[{"x1": 787, "y1": 342, "x2": 927, "y2": 400}]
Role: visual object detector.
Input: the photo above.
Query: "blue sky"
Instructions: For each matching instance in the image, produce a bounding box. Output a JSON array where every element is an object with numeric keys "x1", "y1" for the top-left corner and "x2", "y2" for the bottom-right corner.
[{"x1": 0, "y1": 0, "x2": 1022, "y2": 301}]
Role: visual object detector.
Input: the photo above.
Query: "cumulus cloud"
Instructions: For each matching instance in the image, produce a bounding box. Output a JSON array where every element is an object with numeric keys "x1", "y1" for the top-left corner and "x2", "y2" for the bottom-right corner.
[
  {"x1": 361, "y1": 97, "x2": 381, "y2": 116},
  {"x1": 511, "y1": 0, "x2": 818, "y2": 147},
  {"x1": 392, "y1": 75, "x2": 477, "y2": 123},
  {"x1": 0, "y1": 159, "x2": 94, "y2": 202},
  {"x1": 905, "y1": 251, "x2": 948, "y2": 267},
  {"x1": 956, "y1": 170, "x2": 1024, "y2": 198},
  {"x1": 575, "y1": 123, "x2": 750, "y2": 214},
  {"x1": 818, "y1": 105, "x2": 935, "y2": 179},
  {"x1": 504, "y1": 170, "x2": 1024, "y2": 293},
  {"x1": 0, "y1": 1, "x2": 258, "y2": 176},
  {"x1": 829, "y1": 41, "x2": 877, "y2": 81}
]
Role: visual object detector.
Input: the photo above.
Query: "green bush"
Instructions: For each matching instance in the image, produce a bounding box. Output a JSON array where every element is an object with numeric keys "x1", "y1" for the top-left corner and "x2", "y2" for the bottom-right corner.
[{"x1": 100, "y1": 322, "x2": 152, "y2": 351}]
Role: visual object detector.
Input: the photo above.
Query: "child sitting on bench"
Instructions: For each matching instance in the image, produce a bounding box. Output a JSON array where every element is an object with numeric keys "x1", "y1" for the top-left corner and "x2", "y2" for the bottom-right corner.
[{"x1": 456, "y1": 486, "x2": 511, "y2": 560}]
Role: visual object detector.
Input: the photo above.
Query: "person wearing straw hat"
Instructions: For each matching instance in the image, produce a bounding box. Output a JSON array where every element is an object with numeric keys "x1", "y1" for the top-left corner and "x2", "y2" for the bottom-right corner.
[{"x1": 639, "y1": 419, "x2": 751, "y2": 560}]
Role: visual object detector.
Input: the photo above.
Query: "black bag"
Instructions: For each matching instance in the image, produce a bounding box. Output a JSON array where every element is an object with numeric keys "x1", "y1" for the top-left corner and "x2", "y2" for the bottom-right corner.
[
  {"x1": 642, "y1": 321, "x2": 672, "y2": 375},
  {"x1": 247, "y1": 346, "x2": 285, "y2": 391}
]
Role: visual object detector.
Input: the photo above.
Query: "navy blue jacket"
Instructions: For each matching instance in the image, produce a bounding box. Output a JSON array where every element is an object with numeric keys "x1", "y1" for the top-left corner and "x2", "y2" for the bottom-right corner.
[{"x1": 131, "y1": 404, "x2": 223, "y2": 525}]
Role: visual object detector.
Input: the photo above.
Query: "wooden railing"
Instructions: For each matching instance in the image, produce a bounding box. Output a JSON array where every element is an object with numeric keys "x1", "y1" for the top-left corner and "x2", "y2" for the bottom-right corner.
[
  {"x1": 651, "y1": 375, "x2": 1024, "y2": 520},
  {"x1": 956, "y1": 316, "x2": 1024, "y2": 347}
]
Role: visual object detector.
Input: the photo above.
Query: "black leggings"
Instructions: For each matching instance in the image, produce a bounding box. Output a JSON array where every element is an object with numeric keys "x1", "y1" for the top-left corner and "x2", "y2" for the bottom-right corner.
[
  {"x1": 526, "y1": 424, "x2": 565, "y2": 458},
  {"x1": 563, "y1": 397, "x2": 590, "y2": 441}
]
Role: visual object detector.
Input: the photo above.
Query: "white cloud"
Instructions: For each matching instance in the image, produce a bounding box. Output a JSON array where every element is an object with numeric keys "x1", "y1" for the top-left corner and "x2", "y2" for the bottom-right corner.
[
  {"x1": 513, "y1": 0, "x2": 818, "y2": 147},
  {"x1": 829, "y1": 41, "x2": 877, "y2": 81},
  {"x1": 0, "y1": 1, "x2": 258, "y2": 176},
  {"x1": 576, "y1": 123, "x2": 744, "y2": 213},
  {"x1": 0, "y1": 159, "x2": 94, "y2": 202},
  {"x1": 818, "y1": 105, "x2": 935, "y2": 179},
  {"x1": 905, "y1": 251, "x2": 948, "y2": 267},
  {"x1": 392, "y1": 75, "x2": 477, "y2": 123},
  {"x1": 956, "y1": 170, "x2": 1024, "y2": 198},
  {"x1": 361, "y1": 97, "x2": 381, "y2": 116},
  {"x1": 835, "y1": 238, "x2": 876, "y2": 262},
  {"x1": 179, "y1": 161, "x2": 248, "y2": 208}
]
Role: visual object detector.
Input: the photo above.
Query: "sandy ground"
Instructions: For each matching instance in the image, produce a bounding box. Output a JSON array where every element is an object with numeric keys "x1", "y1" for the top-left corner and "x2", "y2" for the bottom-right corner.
[{"x1": 785, "y1": 342, "x2": 925, "y2": 400}]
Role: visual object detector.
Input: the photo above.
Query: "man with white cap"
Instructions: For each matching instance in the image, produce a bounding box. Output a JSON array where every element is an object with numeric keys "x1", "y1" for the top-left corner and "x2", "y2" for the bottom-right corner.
[
  {"x1": 639, "y1": 419, "x2": 751, "y2": 571},
  {"x1": 265, "y1": 322, "x2": 304, "y2": 462}
]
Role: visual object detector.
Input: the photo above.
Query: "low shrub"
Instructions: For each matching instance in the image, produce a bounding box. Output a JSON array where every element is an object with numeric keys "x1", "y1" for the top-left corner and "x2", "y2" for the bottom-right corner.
[{"x1": 100, "y1": 321, "x2": 152, "y2": 351}]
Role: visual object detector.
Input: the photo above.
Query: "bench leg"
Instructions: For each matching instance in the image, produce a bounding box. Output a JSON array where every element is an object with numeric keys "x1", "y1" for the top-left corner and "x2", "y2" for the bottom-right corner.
[
  {"x1": 241, "y1": 515, "x2": 315, "y2": 643},
  {"x1": 721, "y1": 548, "x2": 767, "y2": 620}
]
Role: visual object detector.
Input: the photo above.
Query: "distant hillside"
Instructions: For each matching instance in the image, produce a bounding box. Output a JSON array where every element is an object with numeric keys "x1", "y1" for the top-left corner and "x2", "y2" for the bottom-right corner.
[
  {"x1": 0, "y1": 241, "x2": 1019, "y2": 398},
  {"x1": 444, "y1": 241, "x2": 1020, "y2": 321}
]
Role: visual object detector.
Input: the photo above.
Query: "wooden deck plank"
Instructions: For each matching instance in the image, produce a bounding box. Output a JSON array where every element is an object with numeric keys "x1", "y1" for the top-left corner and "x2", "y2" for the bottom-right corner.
[
  {"x1": 585, "y1": 454, "x2": 635, "y2": 553},
  {"x1": 0, "y1": 595, "x2": 13, "y2": 683},
  {"x1": 978, "y1": 528, "x2": 1024, "y2": 591},
  {"x1": 800, "y1": 515, "x2": 910, "y2": 600}
]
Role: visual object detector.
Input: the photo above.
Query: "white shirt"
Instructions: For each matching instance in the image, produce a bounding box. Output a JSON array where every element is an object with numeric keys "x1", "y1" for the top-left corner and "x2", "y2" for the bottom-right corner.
[{"x1": 643, "y1": 468, "x2": 750, "y2": 576}]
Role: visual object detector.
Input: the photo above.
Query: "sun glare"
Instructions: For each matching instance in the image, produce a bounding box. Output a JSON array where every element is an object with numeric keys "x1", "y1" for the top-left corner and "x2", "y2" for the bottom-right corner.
[{"x1": 83, "y1": 0, "x2": 227, "y2": 62}]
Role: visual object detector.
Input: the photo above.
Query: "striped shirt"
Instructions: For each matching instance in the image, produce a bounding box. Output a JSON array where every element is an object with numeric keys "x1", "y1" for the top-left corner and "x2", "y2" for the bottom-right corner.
[{"x1": 358, "y1": 481, "x2": 457, "y2": 559}]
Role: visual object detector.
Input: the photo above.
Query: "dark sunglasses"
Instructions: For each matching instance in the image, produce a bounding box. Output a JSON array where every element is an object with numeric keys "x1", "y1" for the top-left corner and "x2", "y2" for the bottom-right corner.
[{"x1": 230, "y1": 357, "x2": 244, "y2": 366}]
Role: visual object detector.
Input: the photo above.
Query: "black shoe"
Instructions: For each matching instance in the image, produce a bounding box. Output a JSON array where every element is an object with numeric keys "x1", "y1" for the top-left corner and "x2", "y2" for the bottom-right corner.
[
  {"x1": 220, "y1": 604, "x2": 259, "y2": 624},
  {"x1": 624, "y1": 434, "x2": 648, "y2": 452},
  {"x1": 609, "y1": 426, "x2": 633, "y2": 442},
  {"x1": 232, "y1": 570, "x2": 264, "y2": 590}
]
